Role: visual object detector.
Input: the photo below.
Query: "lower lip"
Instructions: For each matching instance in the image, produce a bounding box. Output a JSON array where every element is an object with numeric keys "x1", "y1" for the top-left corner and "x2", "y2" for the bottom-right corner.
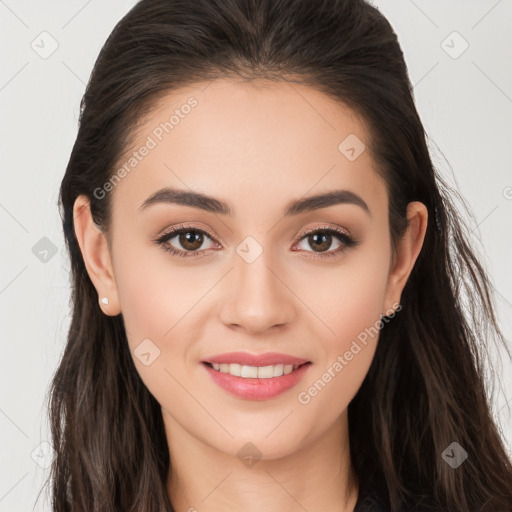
[{"x1": 201, "y1": 362, "x2": 312, "y2": 400}]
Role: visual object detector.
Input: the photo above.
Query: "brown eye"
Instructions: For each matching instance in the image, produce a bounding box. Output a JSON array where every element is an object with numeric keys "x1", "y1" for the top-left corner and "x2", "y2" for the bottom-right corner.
[
  {"x1": 156, "y1": 225, "x2": 217, "y2": 258},
  {"x1": 294, "y1": 227, "x2": 358, "y2": 260},
  {"x1": 305, "y1": 232, "x2": 335, "y2": 252},
  {"x1": 177, "y1": 230, "x2": 205, "y2": 251}
]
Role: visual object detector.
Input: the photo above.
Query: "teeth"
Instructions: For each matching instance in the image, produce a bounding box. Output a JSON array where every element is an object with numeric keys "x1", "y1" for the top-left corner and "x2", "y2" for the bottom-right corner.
[{"x1": 210, "y1": 363, "x2": 299, "y2": 378}]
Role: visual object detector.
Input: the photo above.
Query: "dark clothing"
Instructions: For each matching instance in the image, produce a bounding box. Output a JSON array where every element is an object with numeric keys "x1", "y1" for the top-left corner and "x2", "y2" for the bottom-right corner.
[
  {"x1": 353, "y1": 489, "x2": 388, "y2": 511},
  {"x1": 353, "y1": 473, "x2": 389, "y2": 512},
  {"x1": 353, "y1": 475, "x2": 442, "y2": 512}
]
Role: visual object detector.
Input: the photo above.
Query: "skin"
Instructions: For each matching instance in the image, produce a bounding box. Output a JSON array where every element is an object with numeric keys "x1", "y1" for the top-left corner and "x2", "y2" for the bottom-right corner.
[{"x1": 73, "y1": 79, "x2": 428, "y2": 512}]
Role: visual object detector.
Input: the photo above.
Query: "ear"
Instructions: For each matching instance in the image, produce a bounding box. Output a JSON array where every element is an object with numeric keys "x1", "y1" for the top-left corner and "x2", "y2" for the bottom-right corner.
[
  {"x1": 73, "y1": 195, "x2": 121, "y2": 316},
  {"x1": 382, "y1": 201, "x2": 428, "y2": 315}
]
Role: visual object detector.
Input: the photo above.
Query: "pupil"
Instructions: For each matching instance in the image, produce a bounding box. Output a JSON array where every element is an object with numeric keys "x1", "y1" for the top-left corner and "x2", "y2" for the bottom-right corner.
[
  {"x1": 311, "y1": 233, "x2": 330, "y2": 251},
  {"x1": 181, "y1": 231, "x2": 203, "y2": 250}
]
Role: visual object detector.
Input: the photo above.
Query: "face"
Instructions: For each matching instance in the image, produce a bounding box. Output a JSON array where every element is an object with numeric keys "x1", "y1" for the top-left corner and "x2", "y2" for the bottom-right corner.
[{"x1": 75, "y1": 78, "x2": 426, "y2": 461}]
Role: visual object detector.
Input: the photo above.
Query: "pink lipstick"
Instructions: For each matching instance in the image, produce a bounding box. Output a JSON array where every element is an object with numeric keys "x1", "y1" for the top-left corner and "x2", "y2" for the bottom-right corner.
[{"x1": 200, "y1": 351, "x2": 312, "y2": 400}]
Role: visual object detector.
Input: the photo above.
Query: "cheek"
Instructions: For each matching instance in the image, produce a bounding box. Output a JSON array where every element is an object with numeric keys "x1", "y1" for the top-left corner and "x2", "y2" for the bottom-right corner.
[
  {"x1": 295, "y1": 237, "x2": 390, "y2": 396},
  {"x1": 112, "y1": 240, "x2": 202, "y2": 410},
  {"x1": 111, "y1": 232, "x2": 222, "y2": 381},
  {"x1": 300, "y1": 239, "x2": 391, "y2": 348},
  {"x1": 113, "y1": 236, "x2": 199, "y2": 342}
]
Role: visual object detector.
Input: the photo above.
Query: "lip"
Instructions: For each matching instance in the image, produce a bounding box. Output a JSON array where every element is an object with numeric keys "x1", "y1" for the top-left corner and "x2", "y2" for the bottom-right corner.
[
  {"x1": 201, "y1": 361, "x2": 312, "y2": 400},
  {"x1": 201, "y1": 351, "x2": 310, "y2": 366}
]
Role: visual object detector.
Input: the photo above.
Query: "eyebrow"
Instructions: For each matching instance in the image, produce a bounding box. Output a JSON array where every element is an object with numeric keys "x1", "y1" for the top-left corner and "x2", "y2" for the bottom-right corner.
[{"x1": 139, "y1": 186, "x2": 371, "y2": 217}]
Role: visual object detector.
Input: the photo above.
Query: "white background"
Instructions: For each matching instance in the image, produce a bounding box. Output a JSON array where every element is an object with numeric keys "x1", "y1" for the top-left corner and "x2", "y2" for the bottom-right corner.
[{"x1": 0, "y1": 1, "x2": 511, "y2": 510}]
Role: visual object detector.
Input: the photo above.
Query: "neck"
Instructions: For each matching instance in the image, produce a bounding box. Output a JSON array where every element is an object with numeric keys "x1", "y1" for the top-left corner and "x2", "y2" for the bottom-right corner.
[{"x1": 164, "y1": 408, "x2": 359, "y2": 512}]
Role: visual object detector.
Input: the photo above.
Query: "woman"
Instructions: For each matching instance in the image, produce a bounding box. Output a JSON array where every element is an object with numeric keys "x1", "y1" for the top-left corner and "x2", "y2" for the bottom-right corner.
[{"x1": 47, "y1": 0, "x2": 512, "y2": 510}]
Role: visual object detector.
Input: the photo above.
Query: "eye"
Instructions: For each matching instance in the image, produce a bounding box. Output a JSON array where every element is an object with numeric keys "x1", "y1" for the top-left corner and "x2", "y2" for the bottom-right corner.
[
  {"x1": 293, "y1": 226, "x2": 358, "y2": 259},
  {"x1": 154, "y1": 224, "x2": 218, "y2": 259},
  {"x1": 154, "y1": 224, "x2": 359, "y2": 260}
]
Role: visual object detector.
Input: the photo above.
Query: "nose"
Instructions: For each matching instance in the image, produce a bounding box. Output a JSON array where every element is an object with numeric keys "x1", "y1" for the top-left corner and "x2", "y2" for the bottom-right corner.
[{"x1": 219, "y1": 250, "x2": 296, "y2": 335}]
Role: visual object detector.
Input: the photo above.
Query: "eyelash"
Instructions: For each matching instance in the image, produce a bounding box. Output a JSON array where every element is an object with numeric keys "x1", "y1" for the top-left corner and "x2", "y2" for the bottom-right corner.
[{"x1": 154, "y1": 223, "x2": 358, "y2": 260}]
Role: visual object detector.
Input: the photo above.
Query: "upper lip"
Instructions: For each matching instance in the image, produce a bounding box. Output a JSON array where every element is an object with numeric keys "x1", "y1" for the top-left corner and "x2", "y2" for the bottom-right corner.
[{"x1": 201, "y1": 352, "x2": 310, "y2": 366}]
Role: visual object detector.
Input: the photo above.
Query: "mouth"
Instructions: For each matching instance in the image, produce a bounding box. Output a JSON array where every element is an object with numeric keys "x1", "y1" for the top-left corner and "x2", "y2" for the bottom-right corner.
[
  {"x1": 200, "y1": 361, "x2": 313, "y2": 400},
  {"x1": 202, "y1": 361, "x2": 311, "y2": 379}
]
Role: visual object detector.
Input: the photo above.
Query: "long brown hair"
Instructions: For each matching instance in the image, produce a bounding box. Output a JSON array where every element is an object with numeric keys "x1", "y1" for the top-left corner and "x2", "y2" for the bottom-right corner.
[{"x1": 45, "y1": 0, "x2": 512, "y2": 510}]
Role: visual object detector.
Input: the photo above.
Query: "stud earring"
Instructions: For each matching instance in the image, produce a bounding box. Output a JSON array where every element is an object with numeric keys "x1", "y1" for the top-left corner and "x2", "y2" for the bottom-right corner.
[{"x1": 100, "y1": 297, "x2": 109, "y2": 305}]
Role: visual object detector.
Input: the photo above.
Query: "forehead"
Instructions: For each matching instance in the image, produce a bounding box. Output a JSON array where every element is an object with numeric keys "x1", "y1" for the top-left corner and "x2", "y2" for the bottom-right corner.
[{"x1": 109, "y1": 78, "x2": 387, "y2": 220}]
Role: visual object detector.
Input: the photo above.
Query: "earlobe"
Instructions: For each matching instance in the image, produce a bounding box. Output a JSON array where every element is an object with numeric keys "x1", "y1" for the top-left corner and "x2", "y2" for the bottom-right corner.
[
  {"x1": 73, "y1": 195, "x2": 121, "y2": 316},
  {"x1": 383, "y1": 201, "x2": 428, "y2": 313}
]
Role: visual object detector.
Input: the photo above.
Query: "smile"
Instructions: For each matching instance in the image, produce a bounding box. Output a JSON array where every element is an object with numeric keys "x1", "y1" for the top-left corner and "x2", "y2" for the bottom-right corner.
[
  {"x1": 201, "y1": 361, "x2": 312, "y2": 400},
  {"x1": 205, "y1": 361, "x2": 305, "y2": 378}
]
